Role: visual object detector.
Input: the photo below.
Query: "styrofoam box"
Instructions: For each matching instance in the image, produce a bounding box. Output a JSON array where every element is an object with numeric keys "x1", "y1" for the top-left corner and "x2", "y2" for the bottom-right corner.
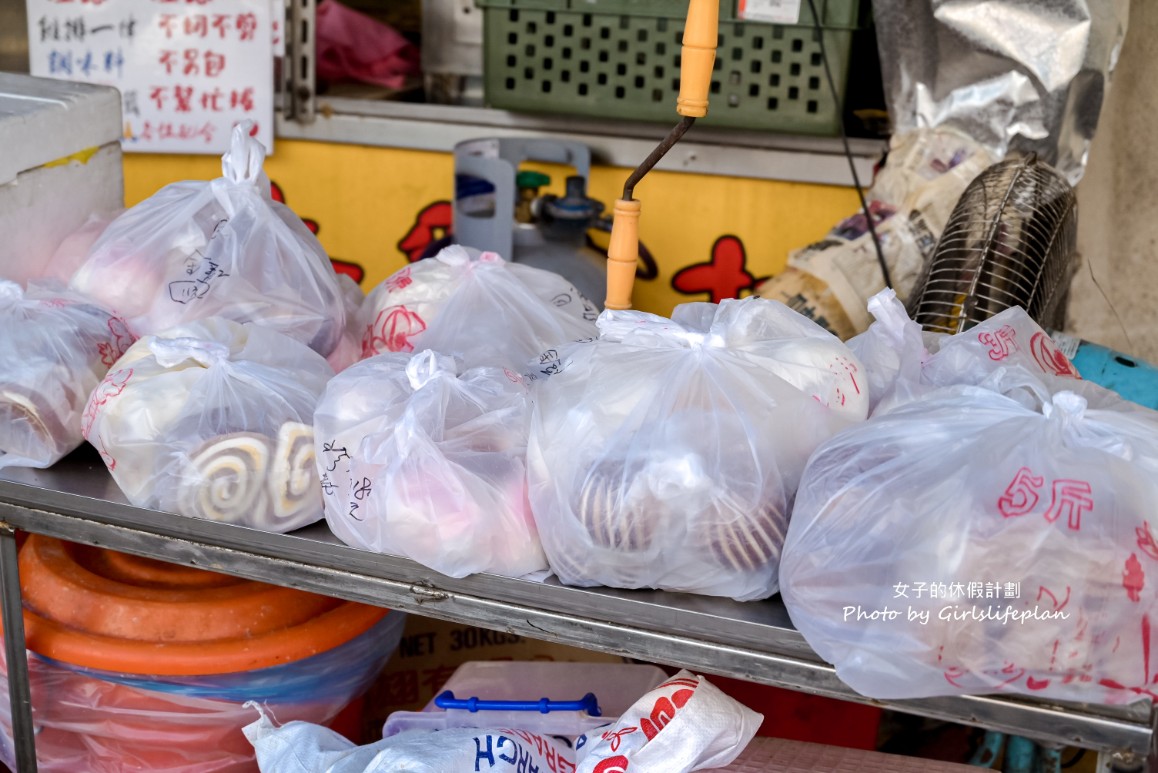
[
  {"x1": 382, "y1": 661, "x2": 668, "y2": 738},
  {"x1": 0, "y1": 73, "x2": 123, "y2": 285}
]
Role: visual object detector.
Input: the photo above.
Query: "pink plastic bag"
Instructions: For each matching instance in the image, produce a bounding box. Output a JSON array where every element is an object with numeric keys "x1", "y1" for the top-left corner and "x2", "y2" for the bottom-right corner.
[{"x1": 316, "y1": 0, "x2": 420, "y2": 90}]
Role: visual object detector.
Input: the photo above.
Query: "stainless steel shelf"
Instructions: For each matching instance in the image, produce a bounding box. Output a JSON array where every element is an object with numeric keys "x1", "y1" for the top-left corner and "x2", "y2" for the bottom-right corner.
[{"x1": 0, "y1": 449, "x2": 1153, "y2": 762}]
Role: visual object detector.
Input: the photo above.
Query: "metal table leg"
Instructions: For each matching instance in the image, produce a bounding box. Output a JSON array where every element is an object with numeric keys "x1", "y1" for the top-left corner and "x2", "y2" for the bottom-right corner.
[{"x1": 0, "y1": 526, "x2": 35, "y2": 772}]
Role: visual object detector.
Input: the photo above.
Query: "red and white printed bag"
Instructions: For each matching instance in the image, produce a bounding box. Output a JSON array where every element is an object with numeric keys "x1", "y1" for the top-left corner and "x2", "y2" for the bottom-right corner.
[
  {"x1": 574, "y1": 671, "x2": 761, "y2": 773},
  {"x1": 359, "y1": 245, "x2": 597, "y2": 371},
  {"x1": 0, "y1": 280, "x2": 133, "y2": 470},
  {"x1": 847, "y1": 288, "x2": 1117, "y2": 415},
  {"x1": 245, "y1": 670, "x2": 760, "y2": 772},
  {"x1": 781, "y1": 375, "x2": 1158, "y2": 704}
]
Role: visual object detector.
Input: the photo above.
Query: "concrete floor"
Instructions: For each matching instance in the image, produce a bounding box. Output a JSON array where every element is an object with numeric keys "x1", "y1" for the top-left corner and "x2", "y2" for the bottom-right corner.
[{"x1": 1069, "y1": 0, "x2": 1158, "y2": 361}]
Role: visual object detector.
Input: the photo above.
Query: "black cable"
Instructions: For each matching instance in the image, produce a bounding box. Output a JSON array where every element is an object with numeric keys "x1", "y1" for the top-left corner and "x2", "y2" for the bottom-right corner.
[
  {"x1": 804, "y1": 0, "x2": 892, "y2": 289},
  {"x1": 1060, "y1": 749, "x2": 1086, "y2": 769}
]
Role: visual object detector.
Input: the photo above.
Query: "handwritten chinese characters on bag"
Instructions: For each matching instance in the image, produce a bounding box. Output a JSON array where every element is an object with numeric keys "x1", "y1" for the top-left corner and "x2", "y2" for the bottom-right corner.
[{"x1": 27, "y1": 0, "x2": 274, "y2": 154}]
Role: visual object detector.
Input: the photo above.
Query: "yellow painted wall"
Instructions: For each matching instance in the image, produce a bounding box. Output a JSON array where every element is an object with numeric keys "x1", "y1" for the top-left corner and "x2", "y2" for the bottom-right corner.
[{"x1": 123, "y1": 139, "x2": 860, "y2": 316}]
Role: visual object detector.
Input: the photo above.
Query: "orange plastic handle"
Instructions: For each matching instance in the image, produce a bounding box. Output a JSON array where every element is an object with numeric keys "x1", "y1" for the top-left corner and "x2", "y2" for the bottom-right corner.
[
  {"x1": 605, "y1": 198, "x2": 641, "y2": 310},
  {"x1": 677, "y1": 0, "x2": 719, "y2": 118}
]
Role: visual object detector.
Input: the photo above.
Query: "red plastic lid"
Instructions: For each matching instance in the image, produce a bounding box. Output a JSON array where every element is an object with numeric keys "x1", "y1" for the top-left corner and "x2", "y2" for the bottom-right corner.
[{"x1": 17, "y1": 536, "x2": 389, "y2": 676}]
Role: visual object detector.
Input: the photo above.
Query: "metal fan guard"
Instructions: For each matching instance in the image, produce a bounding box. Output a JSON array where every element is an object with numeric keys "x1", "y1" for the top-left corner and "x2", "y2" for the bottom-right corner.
[{"x1": 908, "y1": 154, "x2": 1078, "y2": 335}]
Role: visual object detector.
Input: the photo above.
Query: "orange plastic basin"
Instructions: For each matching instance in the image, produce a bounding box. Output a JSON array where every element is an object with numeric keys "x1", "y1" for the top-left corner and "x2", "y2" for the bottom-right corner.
[
  {"x1": 17, "y1": 535, "x2": 389, "y2": 674},
  {"x1": 0, "y1": 536, "x2": 396, "y2": 771}
]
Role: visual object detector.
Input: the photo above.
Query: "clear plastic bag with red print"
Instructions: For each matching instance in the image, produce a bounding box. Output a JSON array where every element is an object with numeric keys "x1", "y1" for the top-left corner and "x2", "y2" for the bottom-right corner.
[
  {"x1": 780, "y1": 373, "x2": 1158, "y2": 704},
  {"x1": 313, "y1": 349, "x2": 544, "y2": 579},
  {"x1": 526, "y1": 297, "x2": 869, "y2": 601},
  {"x1": 359, "y1": 245, "x2": 597, "y2": 371},
  {"x1": 848, "y1": 288, "x2": 1121, "y2": 414},
  {"x1": 82, "y1": 317, "x2": 334, "y2": 532},
  {"x1": 69, "y1": 123, "x2": 347, "y2": 357},
  {"x1": 0, "y1": 280, "x2": 134, "y2": 470}
]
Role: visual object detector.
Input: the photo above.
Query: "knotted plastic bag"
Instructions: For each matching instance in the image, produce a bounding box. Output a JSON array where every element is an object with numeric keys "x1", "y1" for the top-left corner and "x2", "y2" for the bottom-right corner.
[
  {"x1": 83, "y1": 317, "x2": 334, "y2": 531},
  {"x1": 527, "y1": 297, "x2": 869, "y2": 601},
  {"x1": 0, "y1": 280, "x2": 133, "y2": 469},
  {"x1": 314, "y1": 349, "x2": 543, "y2": 578},
  {"x1": 70, "y1": 123, "x2": 346, "y2": 356},
  {"x1": 360, "y1": 246, "x2": 598, "y2": 370},
  {"x1": 848, "y1": 289, "x2": 1118, "y2": 414},
  {"x1": 780, "y1": 381, "x2": 1158, "y2": 704}
]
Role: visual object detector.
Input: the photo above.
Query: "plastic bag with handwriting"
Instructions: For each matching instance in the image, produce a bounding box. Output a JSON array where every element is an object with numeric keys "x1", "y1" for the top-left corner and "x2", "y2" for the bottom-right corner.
[
  {"x1": 0, "y1": 280, "x2": 134, "y2": 470},
  {"x1": 82, "y1": 317, "x2": 334, "y2": 532},
  {"x1": 780, "y1": 381, "x2": 1158, "y2": 704},
  {"x1": 359, "y1": 245, "x2": 597, "y2": 371},
  {"x1": 314, "y1": 349, "x2": 543, "y2": 578},
  {"x1": 527, "y1": 297, "x2": 869, "y2": 601},
  {"x1": 70, "y1": 123, "x2": 346, "y2": 356}
]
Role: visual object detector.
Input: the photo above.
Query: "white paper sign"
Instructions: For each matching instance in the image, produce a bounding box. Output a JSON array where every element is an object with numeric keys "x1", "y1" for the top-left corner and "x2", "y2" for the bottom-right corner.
[
  {"x1": 27, "y1": 0, "x2": 274, "y2": 155},
  {"x1": 271, "y1": 0, "x2": 284, "y2": 58},
  {"x1": 737, "y1": 0, "x2": 802, "y2": 24}
]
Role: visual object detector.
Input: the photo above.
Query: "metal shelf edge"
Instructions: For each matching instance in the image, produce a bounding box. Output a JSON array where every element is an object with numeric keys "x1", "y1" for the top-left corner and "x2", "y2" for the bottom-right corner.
[
  {"x1": 0, "y1": 490, "x2": 1150, "y2": 756},
  {"x1": 273, "y1": 106, "x2": 880, "y2": 186}
]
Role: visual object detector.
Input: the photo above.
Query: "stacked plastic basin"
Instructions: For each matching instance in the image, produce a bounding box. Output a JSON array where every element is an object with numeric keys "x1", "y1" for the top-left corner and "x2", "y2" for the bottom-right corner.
[{"x1": 0, "y1": 535, "x2": 405, "y2": 772}]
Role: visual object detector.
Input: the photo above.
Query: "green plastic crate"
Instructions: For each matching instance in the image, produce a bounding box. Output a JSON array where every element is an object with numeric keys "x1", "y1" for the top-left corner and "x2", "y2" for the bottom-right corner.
[{"x1": 476, "y1": 0, "x2": 868, "y2": 135}]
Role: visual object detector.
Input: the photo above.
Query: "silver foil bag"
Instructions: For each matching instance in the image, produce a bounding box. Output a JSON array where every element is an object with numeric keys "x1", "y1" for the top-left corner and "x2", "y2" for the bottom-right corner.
[{"x1": 873, "y1": 0, "x2": 1129, "y2": 185}]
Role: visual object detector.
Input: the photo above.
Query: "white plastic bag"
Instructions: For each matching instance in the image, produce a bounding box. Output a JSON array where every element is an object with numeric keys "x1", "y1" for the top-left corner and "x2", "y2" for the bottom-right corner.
[
  {"x1": 848, "y1": 289, "x2": 1114, "y2": 414},
  {"x1": 844, "y1": 288, "x2": 929, "y2": 413},
  {"x1": 360, "y1": 246, "x2": 597, "y2": 370},
  {"x1": 41, "y1": 211, "x2": 120, "y2": 284},
  {"x1": 326, "y1": 274, "x2": 368, "y2": 373},
  {"x1": 527, "y1": 298, "x2": 869, "y2": 601},
  {"x1": 247, "y1": 718, "x2": 577, "y2": 773},
  {"x1": 245, "y1": 670, "x2": 760, "y2": 773},
  {"x1": 0, "y1": 280, "x2": 133, "y2": 469},
  {"x1": 83, "y1": 317, "x2": 334, "y2": 531},
  {"x1": 71, "y1": 123, "x2": 346, "y2": 355},
  {"x1": 573, "y1": 671, "x2": 761, "y2": 773},
  {"x1": 781, "y1": 381, "x2": 1158, "y2": 704},
  {"x1": 314, "y1": 350, "x2": 543, "y2": 578}
]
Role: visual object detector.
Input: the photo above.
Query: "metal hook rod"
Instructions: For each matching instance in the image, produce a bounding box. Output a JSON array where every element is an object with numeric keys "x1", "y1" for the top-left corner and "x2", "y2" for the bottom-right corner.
[
  {"x1": 622, "y1": 116, "x2": 697, "y2": 201},
  {"x1": 0, "y1": 525, "x2": 36, "y2": 772}
]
